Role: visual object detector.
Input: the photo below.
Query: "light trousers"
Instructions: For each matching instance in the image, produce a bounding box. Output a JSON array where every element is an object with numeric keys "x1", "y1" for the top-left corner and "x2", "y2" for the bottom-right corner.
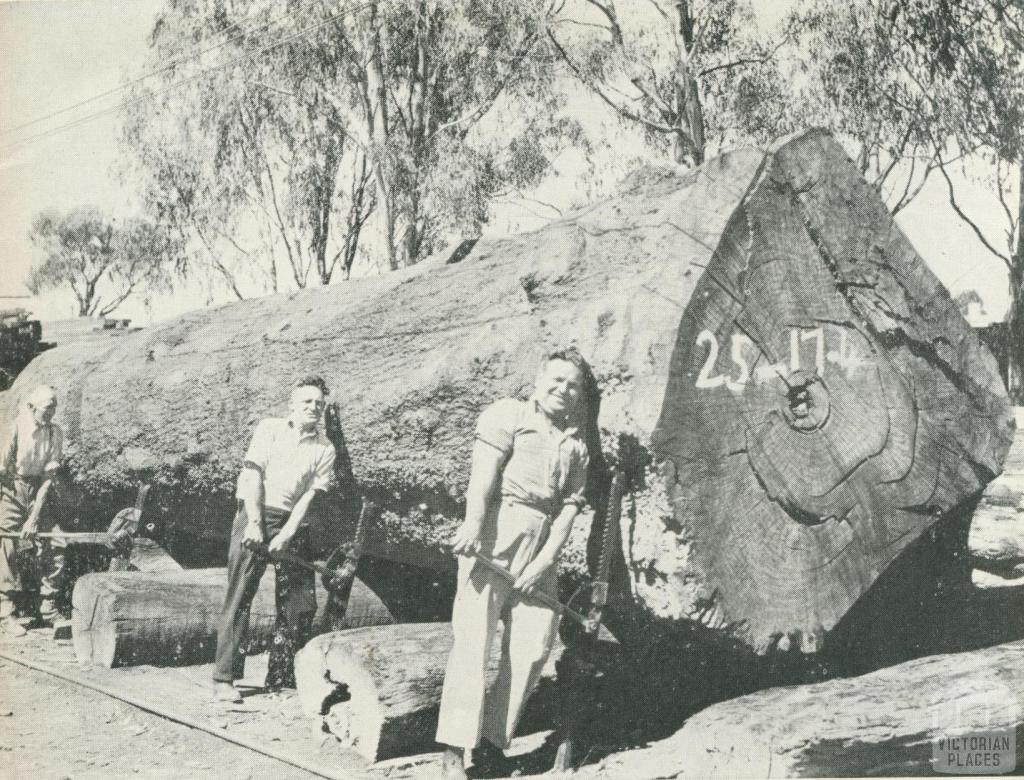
[
  {"x1": 436, "y1": 501, "x2": 560, "y2": 751},
  {"x1": 0, "y1": 478, "x2": 43, "y2": 618}
]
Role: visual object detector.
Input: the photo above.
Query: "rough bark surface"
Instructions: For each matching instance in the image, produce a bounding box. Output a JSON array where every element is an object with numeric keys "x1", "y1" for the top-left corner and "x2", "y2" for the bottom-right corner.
[
  {"x1": 579, "y1": 639, "x2": 1024, "y2": 778},
  {"x1": 72, "y1": 569, "x2": 395, "y2": 668},
  {"x1": 5, "y1": 130, "x2": 1013, "y2": 653},
  {"x1": 294, "y1": 623, "x2": 562, "y2": 762}
]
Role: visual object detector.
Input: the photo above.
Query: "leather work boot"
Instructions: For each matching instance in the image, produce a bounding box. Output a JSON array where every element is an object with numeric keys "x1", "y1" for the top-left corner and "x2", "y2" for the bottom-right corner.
[
  {"x1": 213, "y1": 682, "x2": 243, "y2": 704},
  {"x1": 440, "y1": 747, "x2": 468, "y2": 779}
]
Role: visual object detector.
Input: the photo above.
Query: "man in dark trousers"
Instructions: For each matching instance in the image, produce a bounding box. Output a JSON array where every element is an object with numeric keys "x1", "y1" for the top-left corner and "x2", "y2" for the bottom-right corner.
[{"x1": 212, "y1": 376, "x2": 336, "y2": 703}]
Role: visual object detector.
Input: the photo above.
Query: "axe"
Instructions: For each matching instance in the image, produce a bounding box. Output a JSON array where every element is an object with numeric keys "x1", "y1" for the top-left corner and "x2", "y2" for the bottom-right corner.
[
  {"x1": 468, "y1": 550, "x2": 596, "y2": 630},
  {"x1": 254, "y1": 498, "x2": 374, "y2": 616},
  {"x1": 3, "y1": 483, "x2": 152, "y2": 553}
]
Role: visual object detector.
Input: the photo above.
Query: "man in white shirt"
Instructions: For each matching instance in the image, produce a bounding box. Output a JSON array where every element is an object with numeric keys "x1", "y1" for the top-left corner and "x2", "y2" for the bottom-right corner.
[
  {"x1": 436, "y1": 350, "x2": 592, "y2": 778},
  {"x1": 212, "y1": 376, "x2": 337, "y2": 703},
  {"x1": 0, "y1": 385, "x2": 63, "y2": 637}
]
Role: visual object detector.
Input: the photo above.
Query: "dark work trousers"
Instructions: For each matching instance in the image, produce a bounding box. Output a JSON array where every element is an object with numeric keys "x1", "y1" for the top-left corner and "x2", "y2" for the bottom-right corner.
[{"x1": 213, "y1": 504, "x2": 316, "y2": 688}]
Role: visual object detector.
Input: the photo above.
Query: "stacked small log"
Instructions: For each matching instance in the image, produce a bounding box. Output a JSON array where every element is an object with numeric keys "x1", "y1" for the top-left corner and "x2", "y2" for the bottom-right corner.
[{"x1": 72, "y1": 569, "x2": 395, "y2": 668}]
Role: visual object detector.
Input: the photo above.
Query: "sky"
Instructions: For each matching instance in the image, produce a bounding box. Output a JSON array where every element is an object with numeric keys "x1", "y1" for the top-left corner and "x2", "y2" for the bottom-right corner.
[{"x1": 0, "y1": 0, "x2": 1016, "y2": 327}]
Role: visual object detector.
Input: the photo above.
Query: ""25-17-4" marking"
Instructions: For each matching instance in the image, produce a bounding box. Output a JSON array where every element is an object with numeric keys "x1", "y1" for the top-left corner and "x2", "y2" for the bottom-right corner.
[{"x1": 694, "y1": 327, "x2": 870, "y2": 392}]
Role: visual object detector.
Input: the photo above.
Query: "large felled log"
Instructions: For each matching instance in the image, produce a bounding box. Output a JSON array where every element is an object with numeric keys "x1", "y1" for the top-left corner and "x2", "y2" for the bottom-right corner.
[
  {"x1": 72, "y1": 568, "x2": 395, "y2": 668},
  {"x1": 5, "y1": 129, "x2": 1013, "y2": 654},
  {"x1": 581, "y1": 639, "x2": 1024, "y2": 779},
  {"x1": 294, "y1": 623, "x2": 563, "y2": 762}
]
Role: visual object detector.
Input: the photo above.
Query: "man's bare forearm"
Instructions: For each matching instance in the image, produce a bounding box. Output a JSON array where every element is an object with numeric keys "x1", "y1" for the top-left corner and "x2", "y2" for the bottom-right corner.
[
  {"x1": 237, "y1": 468, "x2": 264, "y2": 527},
  {"x1": 280, "y1": 489, "x2": 318, "y2": 538}
]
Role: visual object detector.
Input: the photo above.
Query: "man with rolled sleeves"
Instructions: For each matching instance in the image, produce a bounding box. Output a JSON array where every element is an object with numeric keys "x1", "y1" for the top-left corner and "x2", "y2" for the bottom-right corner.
[
  {"x1": 436, "y1": 349, "x2": 592, "y2": 778},
  {"x1": 0, "y1": 385, "x2": 63, "y2": 636},
  {"x1": 212, "y1": 376, "x2": 336, "y2": 703}
]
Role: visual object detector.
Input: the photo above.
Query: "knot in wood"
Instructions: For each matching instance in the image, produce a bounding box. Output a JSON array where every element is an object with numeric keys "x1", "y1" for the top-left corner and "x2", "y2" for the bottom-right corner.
[{"x1": 780, "y1": 370, "x2": 830, "y2": 432}]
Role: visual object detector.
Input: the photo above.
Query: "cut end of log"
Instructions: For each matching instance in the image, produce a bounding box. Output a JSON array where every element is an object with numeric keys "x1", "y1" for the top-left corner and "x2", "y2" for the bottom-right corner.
[
  {"x1": 296, "y1": 623, "x2": 563, "y2": 762},
  {"x1": 630, "y1": 129, "x2": 1014, "y2": 653},
  {"x1": 294, "y1": 638, "x2": 385, "y2": 762}
]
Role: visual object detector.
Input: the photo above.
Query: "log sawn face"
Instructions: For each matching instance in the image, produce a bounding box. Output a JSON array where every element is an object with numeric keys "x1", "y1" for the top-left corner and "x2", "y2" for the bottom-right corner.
[
  {"x1": 0, "y1": 130, "x2": 1012, "y2": 655},
  {"x1": 641, "y1": 131, "x2": 1013, "y2": 653}
]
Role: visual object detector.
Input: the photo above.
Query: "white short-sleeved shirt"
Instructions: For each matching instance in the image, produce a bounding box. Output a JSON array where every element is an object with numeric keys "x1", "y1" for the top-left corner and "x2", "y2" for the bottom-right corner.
[
  {"x1": 475, "y1": 397, "x2": 589, "y2": 515},
  {"x1": 239, "y1": 417, "x2": 336, "y2": 512},
  {"x1": 0, "y1": 412, "x2": 63, "y2": 482}
]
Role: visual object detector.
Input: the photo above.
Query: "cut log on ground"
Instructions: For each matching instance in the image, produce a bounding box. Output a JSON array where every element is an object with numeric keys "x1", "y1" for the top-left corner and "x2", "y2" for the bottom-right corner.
[
  {"x1": 5, "y1": 129, "x2": 1013, "y2": 654},
  {"x1": 294, "y1": 623, "x2": 564, "y2": 762},
  {"x1": 970, "y1": 506, "x2": 1024, "y2": 569},
  {"x1": 580, "y1": 639, "x2": 1024, "y2": 779},
  {"x1": 975, "y1": 407, "x2": 1024, "y2": 510},
  {"x1": 973, "y1": 567, "x2": 1024, "y2": 589},
  {"x1": 72, "y1": 568, "x2": 395, "y2": 668},
  {"x1": 970, "y1": 407, "x2": 1024, "y2": 575}
]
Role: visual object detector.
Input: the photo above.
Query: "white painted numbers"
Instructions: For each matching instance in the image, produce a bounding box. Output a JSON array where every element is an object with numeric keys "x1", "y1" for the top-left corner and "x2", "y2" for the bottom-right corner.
[{"x1": 694, "y1": 327, "x2": 870, "y2": 392}]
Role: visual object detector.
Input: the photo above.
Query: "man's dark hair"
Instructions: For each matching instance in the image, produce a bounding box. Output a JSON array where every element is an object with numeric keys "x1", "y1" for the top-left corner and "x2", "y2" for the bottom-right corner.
[
  {"x1": 544, "y1": 347, "x2": 592, "y2": 380},
  {"x1": 294, "y1": 375, "x2": 330, "y2": 396}
]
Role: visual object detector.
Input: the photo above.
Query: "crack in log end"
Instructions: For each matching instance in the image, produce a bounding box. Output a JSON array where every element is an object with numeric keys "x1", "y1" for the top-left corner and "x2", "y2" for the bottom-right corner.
[{"x1": 319, "y1": 677, "x2": 352, "y2": 716}]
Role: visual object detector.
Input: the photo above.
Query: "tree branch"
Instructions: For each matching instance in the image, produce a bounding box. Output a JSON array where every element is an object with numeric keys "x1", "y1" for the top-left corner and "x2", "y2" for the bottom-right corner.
[
  {"x1": 994, "y1": 157, "x2": 1019, "y2": 254},
  {"x1": 431, "y1": 31, "x2": 539, "y2": 139},
  {"x1": 629, "y1": 76, "x2": 675, "y2": 124},
  {"x1": 98, "y1": 283, "x2": 136, "y2": 317},
  {"x1": 890, "y1": 153, "x2": 938, "y2": 215},
  {"x1": 696, "y1": 39, "x2": 788, "y2": 79},
  {"x1": 547, "y1": 29, "x2": 689, "y2": 141},
  {"x1": 195, "y1": 225, "x2": 246, "y2": 300},
  {"x1": 582, "y1": 0, "x2": 623, "y2": 45},
  {"x1": 937, "y1": 156, "x2": 1013, "y2": 268}
]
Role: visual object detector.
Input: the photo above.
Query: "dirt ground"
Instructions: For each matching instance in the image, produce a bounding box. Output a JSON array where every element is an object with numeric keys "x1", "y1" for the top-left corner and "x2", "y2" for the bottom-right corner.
[
  {"x1": 0, "y1": 626, "x2": 556, "y2": 780},
  {"x1": 0, "y1": 655, "x2": 319, "y2": 779}
]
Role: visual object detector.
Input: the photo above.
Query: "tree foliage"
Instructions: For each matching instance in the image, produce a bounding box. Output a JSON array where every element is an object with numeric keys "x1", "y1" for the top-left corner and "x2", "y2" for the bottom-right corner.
[
  {"x1": 27, "y1": 208, "x2": 178, "y2": 317},
  {"x1": 547, "y1": 0, "x2": 805, "y2": 167},
  {"x1": 120, "y1": 0, "x2": 575, "y2": 297}
]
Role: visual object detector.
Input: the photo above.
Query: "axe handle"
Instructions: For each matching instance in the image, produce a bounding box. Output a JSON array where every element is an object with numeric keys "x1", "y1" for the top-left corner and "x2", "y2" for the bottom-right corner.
[
  {"x1": 0, "y1": 531, "x2": 115, "y2": 545},
  {"x1": 468, "y1": 551, "x2": 593, "y2": 629},
  {"x1": 22, "y1": 479, "x2": 53, "y2": 530},
  {"x1": 253, "y1": 545, "x2": 341, "y2": 583}
]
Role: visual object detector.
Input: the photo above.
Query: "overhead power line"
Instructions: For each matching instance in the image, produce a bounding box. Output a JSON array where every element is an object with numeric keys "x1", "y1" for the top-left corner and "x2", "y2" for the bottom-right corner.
[
  {"x1": 1, "y1": 1, "x2": 371, "y2": 156},
  {"x1": 0, "y1": 5, "x2": 314, "y2": 138}
]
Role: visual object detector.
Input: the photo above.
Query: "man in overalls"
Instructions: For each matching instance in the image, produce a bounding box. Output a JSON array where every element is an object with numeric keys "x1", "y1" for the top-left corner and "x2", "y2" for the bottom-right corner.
[
  {"x1": 0, "y1": 385, "x2": 63, "y2": 636},
  {"x1": 436, "y1": 350, "x2": 592, "y2": 778}
]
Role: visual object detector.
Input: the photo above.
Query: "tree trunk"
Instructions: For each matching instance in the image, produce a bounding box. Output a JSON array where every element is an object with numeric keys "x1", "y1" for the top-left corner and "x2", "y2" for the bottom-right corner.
[
  {"x1": 580, "y1": 638, "x2": 1024, "y2": 779},
  {"x1": 6, "y1": 130, "x2": 1013, "y2": 655},
  {"x1": 71, "y1": 568, "x2": 395, "y2": 668},
  {"x1": 366, "y1": 4, "x2": 398, "y2": 272},
  {"x1": 294, "y1": 623, "x2": 563, "y2": 762}
]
